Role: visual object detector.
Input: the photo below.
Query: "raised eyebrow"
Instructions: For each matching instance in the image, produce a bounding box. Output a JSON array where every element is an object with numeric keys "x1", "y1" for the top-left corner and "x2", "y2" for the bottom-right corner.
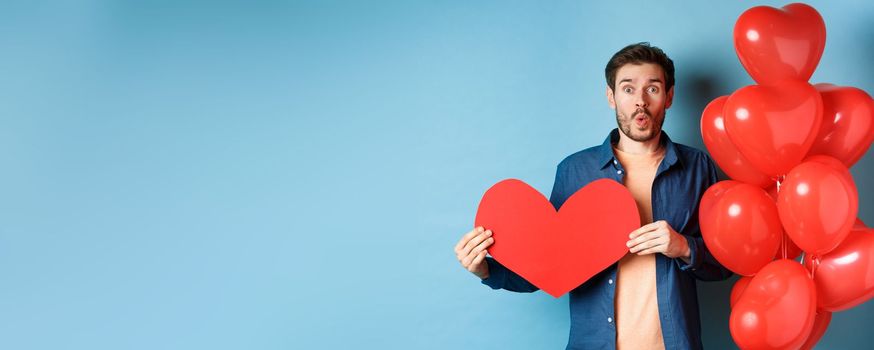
[{"x1": 618, "y1": 78, "x2": 663, "y2": 85}]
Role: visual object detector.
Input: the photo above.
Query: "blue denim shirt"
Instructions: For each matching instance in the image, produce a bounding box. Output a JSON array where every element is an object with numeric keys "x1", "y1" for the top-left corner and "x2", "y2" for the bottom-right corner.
[{"x1": 482, "y1": 129, "x2": 732, "y2": 350}]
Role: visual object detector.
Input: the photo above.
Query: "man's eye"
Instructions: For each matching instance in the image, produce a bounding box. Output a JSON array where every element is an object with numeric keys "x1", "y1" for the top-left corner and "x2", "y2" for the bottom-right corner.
[
  {"x1": 623, "y1": 87, "x2": 633, "y2": 93},
  {"x1": 648, "y1": 87, "x2": 659, "y2": 93}
]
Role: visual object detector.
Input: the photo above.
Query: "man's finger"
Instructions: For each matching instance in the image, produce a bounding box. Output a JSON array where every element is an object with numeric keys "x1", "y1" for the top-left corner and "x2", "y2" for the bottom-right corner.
[
  {"x1": 629, "y1": 238, "x2": 653, "y2": 253},
  {"x1": 458, "y1": 230, "x2": 491, "y2": 267},
  {"x1": 630, "y1": 232, "x2": 670, "y2": 252},
  {"x1": 629, "y1": 222, "x2": 659, "y2": 239},
  {"x1": 631, "y1": 236, "x2": 669, "y2": 253},
  {"x1": 468, "y1": 250, "x2": 488, "y2": 272},
  {"x1": 463, "y1": 230, "x2": 490, "y2": 256},
  {"x1": 627, "y1": 230, "x2": 662, "y2": 249},
  {"x1": 462, "y1": 230, "x2": 491, "y2": 257},
  {"x1": 636, "y1": 242, "x2": 666, "y2": 255},
  {"x1": 455, "y1": 227, "x2": 484, "y2": 252},
  {"x1": 472, "y1": 235, "x2": 494, "y2": 255},
  {"x1": 463, "y1": 235, "x2": 494, "y2": 266}
]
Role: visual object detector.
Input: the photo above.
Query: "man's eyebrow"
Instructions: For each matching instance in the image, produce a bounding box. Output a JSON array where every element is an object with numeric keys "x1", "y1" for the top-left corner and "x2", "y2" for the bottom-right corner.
[{"x1": 618, "y1": 78, "x2": 664, "y2": 85}]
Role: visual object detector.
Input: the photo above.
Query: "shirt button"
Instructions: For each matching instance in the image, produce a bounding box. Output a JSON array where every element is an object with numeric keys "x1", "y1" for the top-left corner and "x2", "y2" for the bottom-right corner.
[
  {"x1": 608, "y1": 279, "x2": 613, "y2": 285},
  {"x1": 617, "y1": 170, "x2": 623, "y2": 175},
  {"x1": 608, "y1": 317, "x2": 613, "y2": 323},
  {"x1": 613, "y1": 159, "x2": 618, "y2": 165}
]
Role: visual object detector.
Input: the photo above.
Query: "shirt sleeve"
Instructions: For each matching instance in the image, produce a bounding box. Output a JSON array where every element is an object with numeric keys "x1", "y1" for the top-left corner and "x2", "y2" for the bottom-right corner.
[
  {"x1": 674, "y1": 155, "x2": 733, "y2": 281},
  {"x1": 549, "y1": 159, "x2": 572, "y2": 210},
  {"x1": 480, "y1": 257, "x2": 539, "y2": 292}
]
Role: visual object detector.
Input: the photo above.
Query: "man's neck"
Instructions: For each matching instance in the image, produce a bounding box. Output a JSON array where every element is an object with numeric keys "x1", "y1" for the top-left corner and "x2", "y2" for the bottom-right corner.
[{"x1": 615, "y1": 131, "x2": 663, "y2": 155}]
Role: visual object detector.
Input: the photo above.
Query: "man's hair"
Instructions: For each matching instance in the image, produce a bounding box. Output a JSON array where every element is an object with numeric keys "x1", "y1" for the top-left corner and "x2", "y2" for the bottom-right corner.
[{"x1": 605, "y1": 42, "x2": 675, "y2": 91}]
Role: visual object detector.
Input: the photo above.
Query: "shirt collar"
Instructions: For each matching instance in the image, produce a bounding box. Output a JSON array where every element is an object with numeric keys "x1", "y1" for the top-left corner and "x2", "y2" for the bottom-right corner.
[{"x1": 597, "y1": 128, "x2": 683, "y2": 170}]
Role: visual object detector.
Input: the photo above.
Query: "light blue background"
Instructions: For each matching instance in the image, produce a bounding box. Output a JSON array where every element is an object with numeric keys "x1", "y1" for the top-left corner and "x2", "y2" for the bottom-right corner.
[{"x1": 0, "y1": 1, "x2": 872, "y2": 349}]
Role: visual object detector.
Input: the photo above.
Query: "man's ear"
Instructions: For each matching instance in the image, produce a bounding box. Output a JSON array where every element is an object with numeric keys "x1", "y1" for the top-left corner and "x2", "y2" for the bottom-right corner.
[
  {"x1": 606, "y1": 86, "x2": 616, "y2": 109},
  {"x1": 665, "y1": 86, "x2": 674, "y2": 109}
]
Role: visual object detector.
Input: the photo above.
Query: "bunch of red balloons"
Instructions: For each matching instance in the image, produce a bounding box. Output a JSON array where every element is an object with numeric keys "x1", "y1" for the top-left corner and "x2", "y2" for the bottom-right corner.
[{"x1": 698, "y1": 3, "x2": 874, "y2": 349}]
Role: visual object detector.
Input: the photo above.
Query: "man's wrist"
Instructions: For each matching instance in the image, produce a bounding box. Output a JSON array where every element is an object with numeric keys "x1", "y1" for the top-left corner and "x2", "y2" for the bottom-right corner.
[
  {"x1": 679, "y1": 235, "x2": 692, "y2": 263},
  {"x1": 684, "y1": 239, "x2": 692, "y2": 258}
]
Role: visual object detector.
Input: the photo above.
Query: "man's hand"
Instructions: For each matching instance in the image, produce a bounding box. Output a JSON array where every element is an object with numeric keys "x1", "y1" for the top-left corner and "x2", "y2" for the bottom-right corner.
[
  {"x1": 454, "y1": 226, "x2": 494, "y2": 279},
  {"x1": 626, "y1": 220, "x2": 691, "y2": 263}
]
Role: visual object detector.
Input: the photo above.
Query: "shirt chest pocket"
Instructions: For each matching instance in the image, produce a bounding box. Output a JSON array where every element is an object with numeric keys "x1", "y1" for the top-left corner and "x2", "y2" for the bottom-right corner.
[{"x1": 653, "y1": 179, "x2": 695, "y2": 232}]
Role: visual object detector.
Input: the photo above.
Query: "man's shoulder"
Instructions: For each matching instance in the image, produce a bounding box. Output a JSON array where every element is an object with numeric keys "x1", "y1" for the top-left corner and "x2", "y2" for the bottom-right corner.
[
  {"x1": 557, "y1": 144, "x2": 605, "y2": 169},
  {"x1": 671, "y1": 142, "x2": 715, "y2": 168}
]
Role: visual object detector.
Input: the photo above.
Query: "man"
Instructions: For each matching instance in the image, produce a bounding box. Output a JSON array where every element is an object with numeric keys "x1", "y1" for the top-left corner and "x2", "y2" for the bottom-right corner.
[{"x1": 453, "y1": 43, "x2": 732, "y2": 350}]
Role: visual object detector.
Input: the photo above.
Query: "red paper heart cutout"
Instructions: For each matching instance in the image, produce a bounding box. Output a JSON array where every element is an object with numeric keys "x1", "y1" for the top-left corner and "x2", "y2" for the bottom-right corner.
[
  {"x1": 474, "y1": 178, "x2": 639, "y2": 298},
  {"x1": 733, "y1": 3, "x2": 826, "y2": 85}
]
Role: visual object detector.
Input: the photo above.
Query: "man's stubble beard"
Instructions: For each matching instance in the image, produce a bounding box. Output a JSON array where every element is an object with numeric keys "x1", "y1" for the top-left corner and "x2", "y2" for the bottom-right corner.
[{"x1": 615, "y1": 108, "x2": 666, "y2": 142}]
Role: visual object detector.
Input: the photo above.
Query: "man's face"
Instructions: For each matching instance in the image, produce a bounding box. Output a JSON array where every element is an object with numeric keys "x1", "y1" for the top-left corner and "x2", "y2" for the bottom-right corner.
[{"x1": 606, "y1": 63, "x2": 674, "y2": 142}]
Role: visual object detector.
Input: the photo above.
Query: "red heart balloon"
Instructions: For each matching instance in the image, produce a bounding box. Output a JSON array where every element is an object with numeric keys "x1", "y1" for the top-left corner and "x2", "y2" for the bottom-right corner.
[
  {"x1": 698, "y1": 180, "x2": 741, "y2": 222},
  {"x1": 730, "y1": 276, "x2": 754, "y2": 309},
  {"x1": 724, "y1": 80, "x2": 823, "y2": 177},
  {"x1": 800, "y1": 309, "x2": 832, "y2": 350},
  {"x1": 474, "y1": 179, "x2": 639, "y2": 298},
  {"x1": 700, "y1": 181, "x2": 782, "y2": 276},
  {"x1": 733, "y1": 3, "x2": 826, "y2": 85},
  {"x1": 700, "y1": 95, "x2": 773, "y2": 187},
  {"x1": 730, "y1": 259, "x2": 816, "y2": 350},
  {"x1": 804, "y1": 154, "x2": 856, "y2": 187},
  {"x1": 807, "y1": 84, "x2": 874, "y2": 168},
  {"x1": 777, "y1": 157, "x2": 858, "y2": 256},
  {"x1": 804, "y1": 226, "x2": 874, "y2": 311}
]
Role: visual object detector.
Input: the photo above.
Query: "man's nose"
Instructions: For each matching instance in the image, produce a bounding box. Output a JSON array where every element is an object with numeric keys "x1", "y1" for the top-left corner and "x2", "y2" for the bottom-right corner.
[{"x1": 635, "y1": 93, "x2": 649, "y2": 108}]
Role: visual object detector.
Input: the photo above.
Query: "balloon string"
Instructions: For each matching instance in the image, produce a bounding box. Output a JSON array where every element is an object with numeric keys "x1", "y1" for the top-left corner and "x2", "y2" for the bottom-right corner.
[
  {"x1": 805, "y1": 254, "x2": 821, "y2": 279},
  {"x1": 782, "y1": 232, "x2": 787, "y2": 260},
  {"x1": 776, "y1": 176, "x2": 786, "y2": 260}
]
